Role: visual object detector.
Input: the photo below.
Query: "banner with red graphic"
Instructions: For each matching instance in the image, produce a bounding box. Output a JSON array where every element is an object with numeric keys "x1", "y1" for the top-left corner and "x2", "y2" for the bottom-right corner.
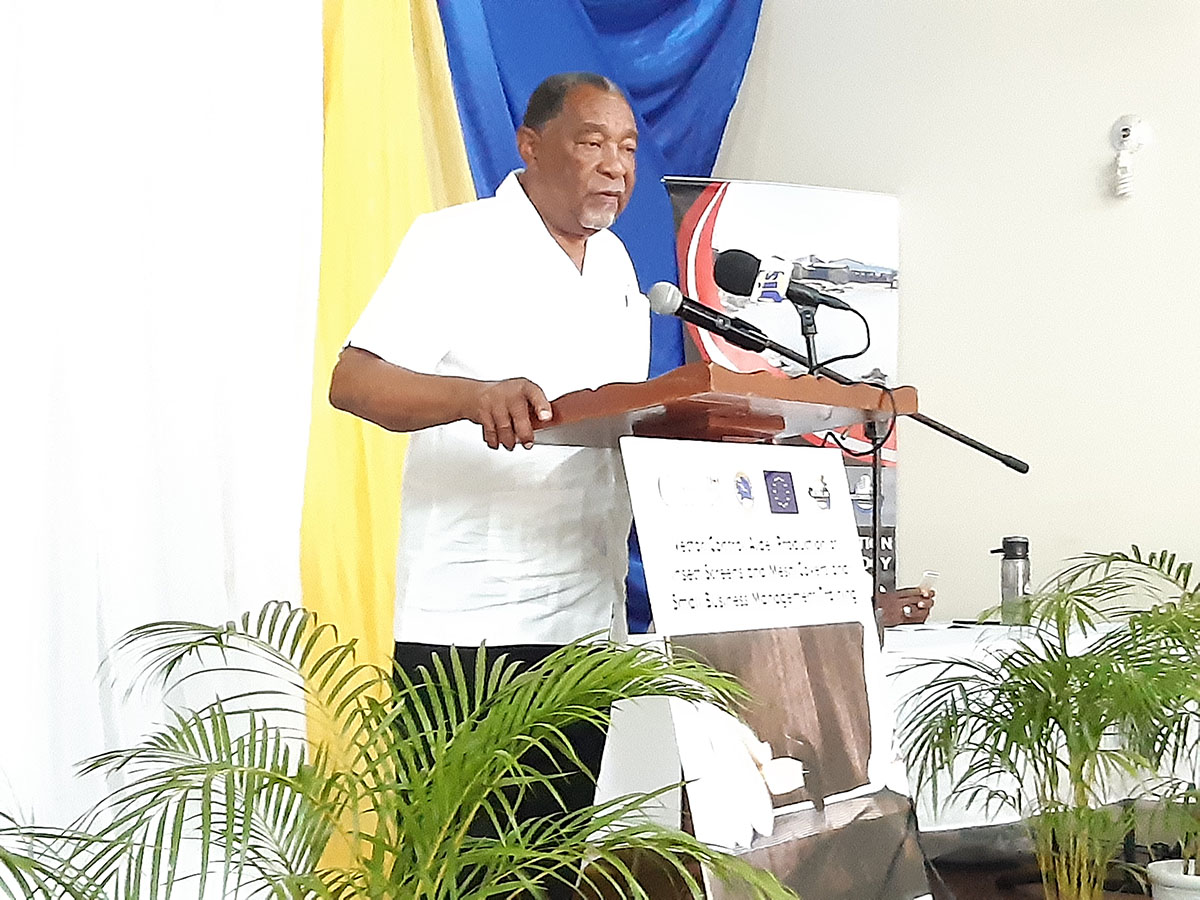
[{"x1": 664, "y1": 178, "x2": 902, "y2": 589}]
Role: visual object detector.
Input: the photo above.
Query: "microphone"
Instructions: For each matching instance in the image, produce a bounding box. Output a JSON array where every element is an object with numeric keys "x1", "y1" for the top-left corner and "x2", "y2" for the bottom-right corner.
[
  {"x1": 714, "y1": 249, "x2": 853, "y2": 311},
  {"x1": 646, "y1": 282, "x2": 771, "y2": 353}
]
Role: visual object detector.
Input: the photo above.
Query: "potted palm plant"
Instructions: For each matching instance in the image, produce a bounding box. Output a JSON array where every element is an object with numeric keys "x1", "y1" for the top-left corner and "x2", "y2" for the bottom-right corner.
[
  {"x1": 2, "y1": 602, "x2": 796, "y2": 900},
  {"x1": 900, "y1": 548, "x2": 1200, "y2": 900},
  {"x1": 1149, "y1": 785, "x2": 1200, "y2": 899}
]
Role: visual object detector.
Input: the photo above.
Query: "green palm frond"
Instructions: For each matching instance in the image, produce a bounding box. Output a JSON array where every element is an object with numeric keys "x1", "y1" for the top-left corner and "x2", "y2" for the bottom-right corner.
[
  {"x1": 1055, "y1": 546, "x2": 1199, "y2": 604},
  {"x1": 1, "y1": 815, "x2": 104, "y2": 900},
  {"x1": 7, "y1": 605, "x2": 795, "y2": 900},
  {"x1": 76, "y1": 705, "x2": 337, "y2": 898},
  {"x1": 900, "y1": 547, "x2": 1200, "y2": 899},
  {"x1": 108, "y1": 602, "x2": 384, "y2": 729}
]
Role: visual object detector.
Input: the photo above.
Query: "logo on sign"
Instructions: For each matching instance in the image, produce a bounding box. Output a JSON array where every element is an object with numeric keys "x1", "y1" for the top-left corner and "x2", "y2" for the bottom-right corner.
[
  {"x1": 763, "y1": 470, "x2": 799, "y2": 514},
  {"x1": 734, "y1": 472, "x2": 754, "y2": 508},
  {"x1": 808, "y1": 476, "x2": 832, "y2": 510}
]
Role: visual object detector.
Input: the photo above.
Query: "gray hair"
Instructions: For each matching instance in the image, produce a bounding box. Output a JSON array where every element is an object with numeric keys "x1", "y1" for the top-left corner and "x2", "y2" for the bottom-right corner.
[{"x1": 521, "y1": 72, "x2": 622, "y2": 131}]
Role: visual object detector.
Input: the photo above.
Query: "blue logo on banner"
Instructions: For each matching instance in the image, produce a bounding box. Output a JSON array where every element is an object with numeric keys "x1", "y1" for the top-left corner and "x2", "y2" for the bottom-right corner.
[
  {"x1": 734, "y1": 472, "x2": 754, "y2": 506},
  {"x1": 763, "y1": 470, "x2": 799, "y2": 514}
]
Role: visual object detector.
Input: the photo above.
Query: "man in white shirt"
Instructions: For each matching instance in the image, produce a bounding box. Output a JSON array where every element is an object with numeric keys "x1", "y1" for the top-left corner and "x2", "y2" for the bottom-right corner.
[{"x1": 329, "y1": 72, "x2": 648, "y2": 829}]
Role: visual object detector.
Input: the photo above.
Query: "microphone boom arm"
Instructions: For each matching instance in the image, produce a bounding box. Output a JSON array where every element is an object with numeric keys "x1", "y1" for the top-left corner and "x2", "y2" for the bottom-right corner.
[
  {"x1": 755, "y1": 334, "x2": 1029, "y2": 474},
  {"x1": 648, "y1": 278, "x2": 1029, "y2": 473}
]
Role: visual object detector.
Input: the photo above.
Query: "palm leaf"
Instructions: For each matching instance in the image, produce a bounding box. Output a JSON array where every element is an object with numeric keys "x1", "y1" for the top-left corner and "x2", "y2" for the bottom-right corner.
[
  {"x1": 900, "y1": 547, "x2": 1200, "y2": 898},
  {"x1": 10, "y1": 604, "x2": 794, "y2": 900}
]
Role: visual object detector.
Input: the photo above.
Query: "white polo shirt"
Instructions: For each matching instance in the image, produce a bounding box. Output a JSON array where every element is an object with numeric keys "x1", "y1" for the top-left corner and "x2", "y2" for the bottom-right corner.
[{"x1": 346, "y1": 172, "x2": 650, "y2": 646}]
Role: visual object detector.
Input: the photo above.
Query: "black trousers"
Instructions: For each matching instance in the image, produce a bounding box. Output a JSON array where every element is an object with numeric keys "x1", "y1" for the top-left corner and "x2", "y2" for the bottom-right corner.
[{"x1": 392, "y1": 640, "x2": 608, "y2": 827}]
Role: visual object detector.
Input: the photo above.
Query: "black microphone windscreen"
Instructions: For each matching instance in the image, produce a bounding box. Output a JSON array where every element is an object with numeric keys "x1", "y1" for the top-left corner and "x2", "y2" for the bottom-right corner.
[{"x1": 713, "y1": 249, "x2": 761, "y2": 297}]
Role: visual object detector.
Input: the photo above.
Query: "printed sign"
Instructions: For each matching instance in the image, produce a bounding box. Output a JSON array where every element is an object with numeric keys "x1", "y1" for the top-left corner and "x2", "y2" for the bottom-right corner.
[
  {"x1": 620, "y1": 437, "x2": 872, "y2": 636},
  {"x1": 614, "y1": 437, "x2": 925, "y2": 898}
]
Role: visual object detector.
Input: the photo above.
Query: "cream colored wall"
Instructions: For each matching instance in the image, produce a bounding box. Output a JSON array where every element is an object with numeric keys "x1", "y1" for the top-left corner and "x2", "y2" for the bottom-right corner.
[{"x1": 715, "y1": 1, "x2": 1200, "y2": 620}]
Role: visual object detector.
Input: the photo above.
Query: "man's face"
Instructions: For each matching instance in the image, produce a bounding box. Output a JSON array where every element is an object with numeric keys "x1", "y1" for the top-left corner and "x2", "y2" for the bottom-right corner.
[{"x1": 518, "y1": 85, "x2": 638, "y2": 237}]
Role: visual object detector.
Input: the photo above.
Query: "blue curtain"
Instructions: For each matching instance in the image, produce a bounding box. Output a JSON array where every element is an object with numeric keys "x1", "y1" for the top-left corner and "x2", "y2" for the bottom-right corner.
[{"x1": 436, "y1": 0, "x2": 763, "y2": 631}]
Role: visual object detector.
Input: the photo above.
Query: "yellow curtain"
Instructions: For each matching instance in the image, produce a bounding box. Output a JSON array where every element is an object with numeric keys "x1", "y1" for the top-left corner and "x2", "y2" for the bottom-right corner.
[{"x1": 302, "y1": 0, "x2": 475, "y2": 693}]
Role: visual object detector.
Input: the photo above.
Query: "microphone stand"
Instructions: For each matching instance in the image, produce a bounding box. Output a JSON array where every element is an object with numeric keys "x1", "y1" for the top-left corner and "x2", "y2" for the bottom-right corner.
[
  {"x1": 793, "y1": 302, "x2": 821, "y2": 375},
  {"x1": 727, "y1": 320, "x2": 1029, "y2": 614},
  {"x1": 777, "y1": 302, "x2": 888, "y2": 609}
]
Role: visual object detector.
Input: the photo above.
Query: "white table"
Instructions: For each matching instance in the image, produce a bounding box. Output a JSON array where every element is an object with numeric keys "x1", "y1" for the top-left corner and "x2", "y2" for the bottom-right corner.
[{"x1": 883, "y1": 622, "x2": 1027, "y2": 834}]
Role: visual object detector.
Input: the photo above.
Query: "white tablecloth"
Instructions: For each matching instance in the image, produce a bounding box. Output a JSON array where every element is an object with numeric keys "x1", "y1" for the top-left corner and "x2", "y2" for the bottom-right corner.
[
  {"x1": 884, "y1": 619, "x2": 1200, "y2": 842},
  {"x1": 883, "y1": 622, "x2": 1028, "y2": 833}
]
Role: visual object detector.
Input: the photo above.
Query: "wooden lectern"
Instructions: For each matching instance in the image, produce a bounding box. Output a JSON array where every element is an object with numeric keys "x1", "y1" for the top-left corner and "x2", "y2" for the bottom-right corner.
[
  {"x1": 536, "y1": 363, "x2": 926, "y2": 899},
  {"x1": 534, "y1": 360, "x2": 918, "y2": 602},
  {"x1": 534, "y1": 361, "x2": 917, "y2": 448}
]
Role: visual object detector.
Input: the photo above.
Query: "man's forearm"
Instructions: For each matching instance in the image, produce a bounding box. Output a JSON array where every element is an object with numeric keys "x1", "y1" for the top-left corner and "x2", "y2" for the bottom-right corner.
[
  {"x1": 329, "y1": 347, "x2": 552, "y2": 450},
  {"x1": 329, "y1": 347, "x2": 478, "y2": 433}
]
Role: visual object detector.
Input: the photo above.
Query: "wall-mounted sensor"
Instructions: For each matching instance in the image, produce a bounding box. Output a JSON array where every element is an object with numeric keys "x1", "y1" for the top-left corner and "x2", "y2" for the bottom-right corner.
[{"x1": 1110, "y1": 115, "x2": 1151, "y2": 197}]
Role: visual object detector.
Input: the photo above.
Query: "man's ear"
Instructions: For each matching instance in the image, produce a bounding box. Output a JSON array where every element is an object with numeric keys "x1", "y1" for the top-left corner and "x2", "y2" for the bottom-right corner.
[{"x1": 516, "y1": 125, "x2": 539, "y2": 169}]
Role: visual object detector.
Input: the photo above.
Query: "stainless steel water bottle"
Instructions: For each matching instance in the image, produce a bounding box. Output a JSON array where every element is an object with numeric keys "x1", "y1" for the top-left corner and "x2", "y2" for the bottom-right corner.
[{"x1": 991, "y1": 536, "x2": 1031, "y2": 624}]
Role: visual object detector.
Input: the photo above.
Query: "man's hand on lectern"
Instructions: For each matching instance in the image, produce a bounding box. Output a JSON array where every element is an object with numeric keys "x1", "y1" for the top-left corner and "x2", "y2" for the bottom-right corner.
[
  {"x1": 469, "y1": 378, "x2": 552, "y2": 451},
  {"x1": 878, "y1": 586, "x2": 936, "y2": 627},
  {"x1": 329, "y1": 348, "x2": 552, "y2": 446}
]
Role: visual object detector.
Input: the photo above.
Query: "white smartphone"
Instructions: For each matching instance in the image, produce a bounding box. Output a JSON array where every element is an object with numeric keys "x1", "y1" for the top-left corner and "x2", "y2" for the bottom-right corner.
[{"x1": 918, "y1": 570, "x2": 940, "y2": 593}]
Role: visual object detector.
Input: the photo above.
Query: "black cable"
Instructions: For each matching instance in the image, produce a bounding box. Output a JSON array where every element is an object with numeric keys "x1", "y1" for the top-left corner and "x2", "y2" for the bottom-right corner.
[
  {"x1": 819, "y1": 384, "x2": 897, "y2": 458},
  {"x1": 811, "y1": 303, "x2": 872, "y2": 370}
]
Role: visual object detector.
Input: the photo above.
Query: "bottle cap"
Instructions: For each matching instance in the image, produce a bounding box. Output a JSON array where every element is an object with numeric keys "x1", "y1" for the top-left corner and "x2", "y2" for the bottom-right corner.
[{"x1": 990, "y1": 536, "x2": 1029, "y2": 559}]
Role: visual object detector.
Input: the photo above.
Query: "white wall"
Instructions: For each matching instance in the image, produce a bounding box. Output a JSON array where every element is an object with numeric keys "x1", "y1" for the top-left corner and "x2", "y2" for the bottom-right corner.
[{"x1": 716, "y1": 1, "x2": 1200, "y2": 620}]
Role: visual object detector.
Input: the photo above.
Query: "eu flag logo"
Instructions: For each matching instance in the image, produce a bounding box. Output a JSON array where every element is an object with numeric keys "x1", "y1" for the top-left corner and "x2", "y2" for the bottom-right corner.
[{"x1": 763, "y1": 470, "x2": 798, "y2": 514}]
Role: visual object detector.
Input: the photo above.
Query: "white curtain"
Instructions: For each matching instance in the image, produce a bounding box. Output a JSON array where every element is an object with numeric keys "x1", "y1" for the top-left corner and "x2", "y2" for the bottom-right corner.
[{"x1": 0, "y1": 1, "x2": 323, "y2": 826}]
